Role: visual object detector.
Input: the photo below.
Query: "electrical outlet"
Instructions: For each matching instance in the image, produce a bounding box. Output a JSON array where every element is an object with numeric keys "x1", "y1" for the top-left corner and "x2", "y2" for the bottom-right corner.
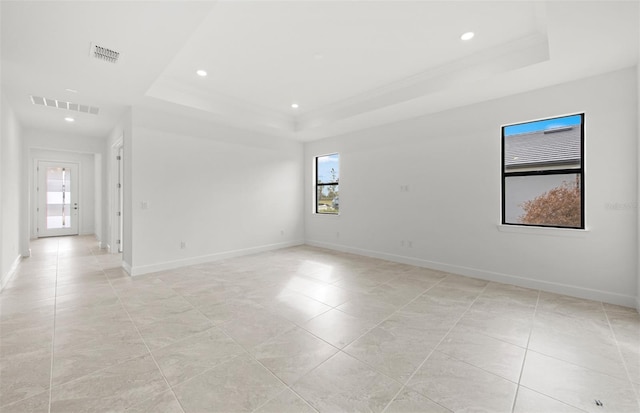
[
  {"x1": 180, "y1": 241, "x2": 186, "y2": 249},
  {"x1": 408, "y1": 241, "x2": 413, "y2": 248}
]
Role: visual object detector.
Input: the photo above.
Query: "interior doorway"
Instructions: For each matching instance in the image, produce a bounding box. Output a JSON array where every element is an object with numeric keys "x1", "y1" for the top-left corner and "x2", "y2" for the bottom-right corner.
[{"x1": 37, "y1": 161, "x2": 80, "y2": 237}]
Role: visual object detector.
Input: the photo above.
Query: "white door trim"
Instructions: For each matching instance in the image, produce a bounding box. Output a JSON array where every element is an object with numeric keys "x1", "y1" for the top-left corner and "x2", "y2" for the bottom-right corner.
[
  {"x1": 36, "y1": 160, "x2": 80, "y2": 237},
  {"x1": 110, "y1": 137, "x2": 124, "y2": 253}
]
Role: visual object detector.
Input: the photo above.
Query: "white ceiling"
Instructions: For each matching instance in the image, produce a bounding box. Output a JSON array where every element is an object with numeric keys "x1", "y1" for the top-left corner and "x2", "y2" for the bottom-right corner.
[{"x1": 1, "y1": 1, "x2": 638, "y2": 142}]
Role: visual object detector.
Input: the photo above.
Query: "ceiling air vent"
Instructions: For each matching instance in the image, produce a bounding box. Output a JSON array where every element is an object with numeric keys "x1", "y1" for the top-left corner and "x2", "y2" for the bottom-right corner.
[
  {"x1": 30, "y1": 95, "x2": 100, "y2": 116},
  {"x1": 90, "y1": 42, "x2": 120, "y2": 63}
]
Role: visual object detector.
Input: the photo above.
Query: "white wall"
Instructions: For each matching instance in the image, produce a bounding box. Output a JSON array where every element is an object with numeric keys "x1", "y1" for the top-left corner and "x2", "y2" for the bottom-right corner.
[
  {"x1": 24, "y1": 129, "x2": 104, "y2": 240},
  {"x1": 637, "y1": 63, "x2": 640, "y2": 311},
  {"x1": 305, "y1": 67, "x2": 638, "y2": 308},
  {"x1": 94, "y1": 153, "x2": 102, "y2": 243},
  {"x1": 0, "y1": 93, "x2": 23, "y2": 288},
  {"x1": 125, "y1": 107, "x2": 304, "y2": 275},
  {"x1": 26, "y1": 129, "x2": 104, "y2": 155},
  {"x1": 636, "y1": 3, "x2": 640, "y2": 312}
]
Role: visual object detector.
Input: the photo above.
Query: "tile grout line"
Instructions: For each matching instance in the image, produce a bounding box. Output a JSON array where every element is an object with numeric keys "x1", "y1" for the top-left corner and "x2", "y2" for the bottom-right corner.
[
  {"x1": 195, "y1": 269, "x2": 466, "y2": 407},
  {"x1": 47, "y1": 238, "x2": 60, "y2": 413},
  {"x1": 601, "y1": 302, "x2": 640, "y2": 410},
  {"x1": 526, "y1": 346, "x2": 640, "y2": 384},
  {"x1": 167, "y1": 276, "x2": 322, "y2": 413},
  {"x1": 515, "y1": 299, "x2": 620, "y2": 412},
  {"x1": 158, "y1": 302, "x2": 317, "y2": 413},
  {"x1": 333, "y1": 273, "x2": 450, "y2": 353},
  {"x1": 19, "y1": 242, "x2": 640, "y2": 412},
  {"x1": 524, "y1": 308, "x2": 640, "y2": 381},
  {"x1": 245, "y1": 350, "x2": 321, "y2": 413},
  {"x1": 509, "y1": 289, "x2": 540, "y2": 413},
  {"x1": 236, "y1": 268, "x2": 386, "y2": 411},
  {"x1": 154, "y1": 265, "x2": 418, "y2": 412},
  {"x1": 379, "y1": 277, "x2": 492, "y2": 413},
  {"x1": 260, "y1": 273, "x2": 457, "y2": 411},
  {"x1": 102, "y1": 259, "x2": 187, "y2": 413},
  {"x1": 289, "y1": 274, "x2": 453, "y2": 392}
]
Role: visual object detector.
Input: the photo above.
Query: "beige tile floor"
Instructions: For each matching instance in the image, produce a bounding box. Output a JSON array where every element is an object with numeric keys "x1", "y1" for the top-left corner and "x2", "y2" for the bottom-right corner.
[{"x1": 1, "y1": 235, "x2": 639, "y2": 412}]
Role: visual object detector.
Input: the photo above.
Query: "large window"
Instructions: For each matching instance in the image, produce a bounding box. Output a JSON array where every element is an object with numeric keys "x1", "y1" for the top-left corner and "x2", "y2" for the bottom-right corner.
[
  {"x1": 502, "y1": 114, "x2": 584, "y2": 229},
  {"x1": 316, "y1": 153, "x2": 339, "y2": 214}
]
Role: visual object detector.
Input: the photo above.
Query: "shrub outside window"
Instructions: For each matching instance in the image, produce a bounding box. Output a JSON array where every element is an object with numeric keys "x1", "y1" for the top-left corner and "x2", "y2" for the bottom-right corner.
[
  {"x1": 502, "y1": 114, "x2": 584, "y2": 229},
  {"x1": 316, "y1": 153, "x2": 339, "y2": 214}
]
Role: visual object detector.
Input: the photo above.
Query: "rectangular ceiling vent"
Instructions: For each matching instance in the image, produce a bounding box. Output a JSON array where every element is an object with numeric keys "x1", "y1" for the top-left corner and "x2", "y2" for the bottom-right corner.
[
  {"x1": 90, "y1": 42, "x2": 120, "y2": 63},
  {"x1": 30, "y1": 95, "x2": 100, "y2": 115}
]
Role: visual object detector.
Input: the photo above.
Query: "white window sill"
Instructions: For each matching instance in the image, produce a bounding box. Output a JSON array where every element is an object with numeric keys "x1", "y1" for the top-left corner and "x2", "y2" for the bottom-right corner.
[
  {"x1": 313, "y1": 213, "x2": 340, "y2": 217},
  {"x1": 497, "y1": 224, "x2": 589, "y2": 238}
]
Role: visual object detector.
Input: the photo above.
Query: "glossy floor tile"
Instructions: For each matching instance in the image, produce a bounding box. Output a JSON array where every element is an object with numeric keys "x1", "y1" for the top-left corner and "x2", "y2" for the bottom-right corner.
[
  {"x1": 406, "y1": 351, "x2": 518, "y2": 412},
  {"x1": 291, "y1": 351, "x2": 402, "y2": 412},
  {"x1": 1, "y1": 235, "x2": 639, "y2": 412}
]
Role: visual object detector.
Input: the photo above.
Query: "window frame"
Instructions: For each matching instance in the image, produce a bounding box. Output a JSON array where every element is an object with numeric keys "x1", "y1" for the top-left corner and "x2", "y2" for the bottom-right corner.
[
  {"x1": 315, "y1": 153, "x2": 340, "y2": 215},
  {"x1": 501, "y1": 113, "x2": 585, "y2": 230}
]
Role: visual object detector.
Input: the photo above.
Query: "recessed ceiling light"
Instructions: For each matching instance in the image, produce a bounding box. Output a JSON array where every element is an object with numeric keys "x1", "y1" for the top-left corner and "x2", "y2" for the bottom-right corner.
[
  {"x1": 291, "y1": 103, "x2": 299, "y2": 109},
  {"x1": 461, "y1": 32, "x2": 475, "y2": 41},
  {"x1": 64, "y1": 117, "x2": 75, "y2": 122},
  {"x1": 196, "y1": 69, "x2": 207, "y2": 77}
]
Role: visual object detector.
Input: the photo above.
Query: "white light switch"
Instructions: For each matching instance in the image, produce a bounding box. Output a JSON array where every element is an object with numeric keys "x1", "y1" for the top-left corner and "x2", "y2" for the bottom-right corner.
[{"x1": 141, "y1": 201, "x2": 149, "y2": 210}]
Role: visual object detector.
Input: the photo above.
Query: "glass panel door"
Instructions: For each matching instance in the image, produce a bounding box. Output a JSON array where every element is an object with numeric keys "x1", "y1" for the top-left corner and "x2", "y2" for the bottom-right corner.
[
  {"x1": 38, "y1": 161, "x2": 79, "y2": 237},
  {"x1": 46, "y1": 166, "x2": 71, "y2": 229}
]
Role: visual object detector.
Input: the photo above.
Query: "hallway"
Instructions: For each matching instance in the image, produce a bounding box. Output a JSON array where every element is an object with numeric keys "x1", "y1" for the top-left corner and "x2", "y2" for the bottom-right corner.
[{"x1": 0, "y1": 236, "x2": 126, "y2": 410}]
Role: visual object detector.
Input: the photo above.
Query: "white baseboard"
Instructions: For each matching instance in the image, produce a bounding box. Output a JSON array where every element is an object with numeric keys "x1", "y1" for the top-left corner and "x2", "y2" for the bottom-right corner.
[
  {"x1": 122, "y1": 260, "x2": 132, "y2": 276},
  {"x1": 306, "y1": 239, "x2": 638, "y2": 309},
  {"x1": 0, "y1": 255, "x2": 23, "y2": 291},
  {"x1": 128, "y1": 240, "x2": 305, "y2": 276}
]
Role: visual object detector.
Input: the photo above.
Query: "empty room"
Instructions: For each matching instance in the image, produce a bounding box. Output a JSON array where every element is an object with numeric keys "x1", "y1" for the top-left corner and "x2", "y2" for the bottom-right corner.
[{"x1": 1, "y1": 1, "x2": 639, "y2": 412}]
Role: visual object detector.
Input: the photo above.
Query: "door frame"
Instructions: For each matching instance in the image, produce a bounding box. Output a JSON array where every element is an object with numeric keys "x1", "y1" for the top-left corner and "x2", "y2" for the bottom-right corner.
[
  {"x1": 35, "y1": 160, "x2": 81, "y2": 238},
  {"x1": 110, "y1": 137, "x2": 124, "y2": 253}
]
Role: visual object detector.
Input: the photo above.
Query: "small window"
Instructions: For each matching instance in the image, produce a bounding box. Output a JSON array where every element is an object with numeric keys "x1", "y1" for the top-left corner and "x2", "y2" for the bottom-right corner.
[
  {"x1": 502, "y1": 114, "x2": 584, "y2": 229},
  {"x1": 316, "y1": 153, "x2": 339, "y2": 214}
]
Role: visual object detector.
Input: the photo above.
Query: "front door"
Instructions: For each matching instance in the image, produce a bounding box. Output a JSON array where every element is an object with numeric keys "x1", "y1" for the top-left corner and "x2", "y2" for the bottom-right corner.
[{"x1": 37, "y1": 161, "x2": 79, "y2": 237}]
